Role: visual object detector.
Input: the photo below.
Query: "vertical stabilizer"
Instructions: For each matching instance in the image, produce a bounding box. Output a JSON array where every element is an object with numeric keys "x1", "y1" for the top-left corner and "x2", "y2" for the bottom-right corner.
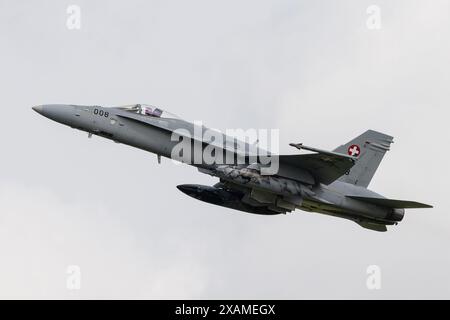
[{"x1": 333, "y1": 130, "x2": 393, "y2": 188}]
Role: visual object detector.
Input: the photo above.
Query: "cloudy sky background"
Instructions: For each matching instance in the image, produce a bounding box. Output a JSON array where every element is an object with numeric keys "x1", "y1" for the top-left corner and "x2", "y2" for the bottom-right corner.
[{"x1": 0, "y1": 0, "x2": 449, "y2": 298}]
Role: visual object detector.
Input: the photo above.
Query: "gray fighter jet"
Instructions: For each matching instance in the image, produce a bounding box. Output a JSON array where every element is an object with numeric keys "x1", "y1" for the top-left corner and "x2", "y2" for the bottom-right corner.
[{"x1": 33, "y1": 104, "x2": 432, "y2": 232}]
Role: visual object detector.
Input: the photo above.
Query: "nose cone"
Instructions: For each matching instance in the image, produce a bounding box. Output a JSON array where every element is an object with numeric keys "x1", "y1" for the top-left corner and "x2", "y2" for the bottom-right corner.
[{"x1": 32, "y1": 104, "x2": 77, "y2": 126}]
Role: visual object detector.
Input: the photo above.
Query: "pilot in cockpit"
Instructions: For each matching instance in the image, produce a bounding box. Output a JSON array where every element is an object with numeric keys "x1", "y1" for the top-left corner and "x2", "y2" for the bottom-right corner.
[
  {"x1": 152, "y1": 108, "x2": 162, "y2": 117},
  {"x1": 142, "y1": 105, "x2": 153, "y2": 116},
  {"x1": 134, "y1": 104, "x2": 163, "y2": 118}
]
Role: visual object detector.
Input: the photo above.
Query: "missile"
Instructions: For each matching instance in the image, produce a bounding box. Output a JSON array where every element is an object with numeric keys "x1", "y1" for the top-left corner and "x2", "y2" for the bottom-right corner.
[{"x1": 289, "y1": 143, "x2": 357, "y2": 162}]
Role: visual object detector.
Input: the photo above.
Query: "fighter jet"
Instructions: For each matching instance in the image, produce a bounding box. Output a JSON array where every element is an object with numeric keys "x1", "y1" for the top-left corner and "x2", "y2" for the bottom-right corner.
[{"x1": 32, "y1": 104, "x2": 432, "y2": 232}]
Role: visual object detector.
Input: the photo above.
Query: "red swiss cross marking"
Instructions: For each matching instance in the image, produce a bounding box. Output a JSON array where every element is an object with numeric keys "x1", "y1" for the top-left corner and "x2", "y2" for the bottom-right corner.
[{"x1": 348, "y1": 144, "x2": 361, "y2": 157}]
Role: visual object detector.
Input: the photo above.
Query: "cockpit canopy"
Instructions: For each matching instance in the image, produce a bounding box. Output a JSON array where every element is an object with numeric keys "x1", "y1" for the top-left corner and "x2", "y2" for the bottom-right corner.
[{"x1": 118, "y1": 104, "x2": 180, "y2": 119}]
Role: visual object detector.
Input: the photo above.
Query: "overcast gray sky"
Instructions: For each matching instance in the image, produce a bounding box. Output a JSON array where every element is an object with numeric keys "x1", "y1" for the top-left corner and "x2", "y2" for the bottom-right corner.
[{"x1": 0, "y1": 0, "x2": 449, "y2": 299}]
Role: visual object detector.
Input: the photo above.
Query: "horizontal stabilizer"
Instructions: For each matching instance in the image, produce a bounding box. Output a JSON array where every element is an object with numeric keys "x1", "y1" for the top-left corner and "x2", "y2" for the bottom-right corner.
[{"x1": 348, "y1": 196, "x2": 433, "y2": 209}]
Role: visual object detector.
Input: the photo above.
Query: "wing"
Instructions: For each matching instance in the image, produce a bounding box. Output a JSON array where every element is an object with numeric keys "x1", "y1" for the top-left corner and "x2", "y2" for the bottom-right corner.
[
  {"x1": 347, "y1": 196, "x2": 433, "y2": 209},
  {"x1": 279, "y1": 153, "x2": 355, "y2": 185}
]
